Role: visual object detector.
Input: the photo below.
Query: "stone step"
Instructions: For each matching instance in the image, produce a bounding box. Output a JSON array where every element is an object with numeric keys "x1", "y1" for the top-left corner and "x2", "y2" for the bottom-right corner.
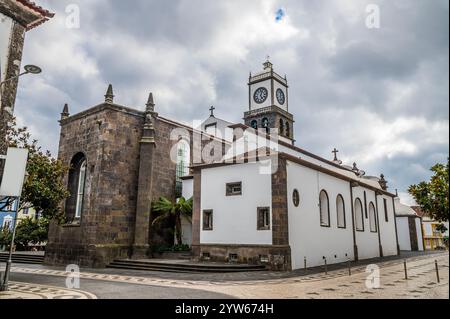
[
  {"x1": 0, "y1": 253, "x2": 44, "y2": 264},
  {"x1": 107, "y1": 259, "x2": 266, "y2": 273}
]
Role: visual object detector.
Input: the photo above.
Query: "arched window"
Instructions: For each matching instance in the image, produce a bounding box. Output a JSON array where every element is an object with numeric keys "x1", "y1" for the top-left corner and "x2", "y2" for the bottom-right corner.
[
  {"x1": 319, "y1": 190, "x2": 330, "y2": 227},
  {"x1": 279, "y1": 119, "x2": 284, "y2": 136},
  {"x1": 175, "y1": 139, "x2": 190, "y2": 197},
  {"x1": 66, "y1": 153, "x2": 87, "y2": 221},
  {"x1": 262, "y1": 117, "x2": 269, "y2": 133},
  {"x1": 336, "y1": 194, "x2": 346, "y2": 228},
  {"x1": 285, "y1": 122, "x2": 290, "y2": 138},
  {"x1": 75, "y1": 160, "x2": 86, "y2": 218},
  {"x1": 251, "y1": 120, "x2": 258, "y2": 129},
  {"x1": 369, "y1": 202, "x2": 377, "y2": 232},
  {"x1": 355, "y1": 198, "x2": 364, "y2": 231}
]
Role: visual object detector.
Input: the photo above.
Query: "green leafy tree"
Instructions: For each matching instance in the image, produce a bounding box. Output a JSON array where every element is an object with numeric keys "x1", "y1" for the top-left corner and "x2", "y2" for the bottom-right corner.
[
  {"x1": 0, "y1": 226, "x2": 12, "y2": 248},
  {"x1": 14, "y1": 217, "x2": 48, "y2": 250},
  {"x1": 152, "y1": 196, "x2": 193, "y2": 245},
  {"x1": 5, "y1": 118, "x2": 69, "y2": 222},
  {"x1": 408, "y1": 159, "x2": 449, "y2": 222}
]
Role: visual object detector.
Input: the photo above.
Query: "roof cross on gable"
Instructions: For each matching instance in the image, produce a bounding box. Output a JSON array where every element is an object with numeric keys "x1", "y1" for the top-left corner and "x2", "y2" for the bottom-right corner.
[{"x1": 209, "y1": 105, "x2": 215, "y2": 117}]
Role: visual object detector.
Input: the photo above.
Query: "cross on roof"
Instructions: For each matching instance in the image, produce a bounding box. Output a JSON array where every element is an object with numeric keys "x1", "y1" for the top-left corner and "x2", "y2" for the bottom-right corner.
[
  {"x1": 209, "y1": 105, "x2": 215, "y2": 117},
  {"x1": 332, "y1": 148, "x2": 339, "y2": 161}
]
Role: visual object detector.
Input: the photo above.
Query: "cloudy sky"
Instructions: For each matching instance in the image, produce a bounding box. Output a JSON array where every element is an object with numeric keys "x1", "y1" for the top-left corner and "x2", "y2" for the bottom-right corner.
[{"x1": 14, "y1": 0, "x2": 449, "y2": 204}]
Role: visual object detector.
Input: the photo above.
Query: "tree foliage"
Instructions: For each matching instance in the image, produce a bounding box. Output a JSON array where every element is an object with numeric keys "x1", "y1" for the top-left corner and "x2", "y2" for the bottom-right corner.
[
  {"x1": 4, "y1": 118, "x2": 69, "y2": 222},
  {"x1": 0, "y1": 217, "x2": 48, "y2": 250},
  {"x1": 152, "y1": 196, "x2": 193, "y2": 245},
  {"x1": 408, "y1": 159, "x2": 449, "y2": 222}
]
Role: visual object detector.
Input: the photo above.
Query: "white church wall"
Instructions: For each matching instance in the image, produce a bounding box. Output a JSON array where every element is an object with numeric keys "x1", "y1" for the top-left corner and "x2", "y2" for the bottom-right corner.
[
  {"x1": 352, "y1": 187, "x2": 380, "y2": 260},
  {"x1": 200, "y1": 161, "x2": 272, "y2": 245},
  {"x1": 377, "y1": 195, "x2": 398, "y2": 257},
  {"x1": 397, "y1": 217, "x2": 412, "y2": 251},
  {"x1": 181, "y1": 178, "x2": 193, "y2": 199},
  {"x1": 287, "y1": 161, "x2": 354, "y2": 269},
  {"x1": 180, "y1": 178, "x2": 194, "y2": 246},
  {"x1": 180, "y1": 215, "x2": 192, "y2": 246}
]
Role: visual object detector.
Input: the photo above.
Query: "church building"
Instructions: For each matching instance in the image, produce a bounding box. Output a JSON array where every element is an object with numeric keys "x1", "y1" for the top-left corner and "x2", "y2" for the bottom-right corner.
[{"x1": 46, "y1": 61, "x2": 400, "y2": 270}]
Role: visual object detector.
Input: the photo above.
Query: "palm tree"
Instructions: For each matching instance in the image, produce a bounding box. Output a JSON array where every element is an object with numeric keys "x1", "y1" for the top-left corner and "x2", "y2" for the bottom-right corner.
[{"x1": 152, "y1": 196, "x2": 193, "y2": 245}]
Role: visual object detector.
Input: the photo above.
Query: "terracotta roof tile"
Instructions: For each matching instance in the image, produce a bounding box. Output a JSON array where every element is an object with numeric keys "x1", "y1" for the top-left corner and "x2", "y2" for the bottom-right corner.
[{"x1": 15, "y1": 0, "x2": 54, "y2": 18}]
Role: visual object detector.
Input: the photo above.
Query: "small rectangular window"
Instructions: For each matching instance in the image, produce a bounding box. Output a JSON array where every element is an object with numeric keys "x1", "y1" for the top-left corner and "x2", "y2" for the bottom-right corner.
[
  {"x1": 383, "y1": 198, "x2": 389, "y2": 222},
  {"x1": 23, "y1": 208, "x2": 29, "y2": 215},
  {"x1": 226, "y1": 182, "x2": 242, "y2": 196},
  {"x1": 205, "y1": 123, "x2": 217, "y2": 136},
  {"x1": 203, "y1": 210, "x2": 213, "y2": 230},
  {"x1": 257, "y1": 207, "x2": 271, "y2": 230}
]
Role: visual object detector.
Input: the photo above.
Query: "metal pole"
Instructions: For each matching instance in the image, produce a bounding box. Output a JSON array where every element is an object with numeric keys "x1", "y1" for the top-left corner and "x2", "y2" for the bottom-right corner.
[
  {"x1": 0, "y1": 196, "x2": 20, "y2": 291},
  {"x1": 348, "y1": 258, "x2": 351, "y2": 276},
  {"x1": 304, "y1": 257, "x2": 307, "y2": 272},
  {"x1": 403, "y1": 259, "x2": 408, "y2": 280},
  {"x1": 435, "y1": 260, "x2": 440, "y2": 283},
  {"x1": 324, "y1": 257, "x2": 328, "y2": 275}
]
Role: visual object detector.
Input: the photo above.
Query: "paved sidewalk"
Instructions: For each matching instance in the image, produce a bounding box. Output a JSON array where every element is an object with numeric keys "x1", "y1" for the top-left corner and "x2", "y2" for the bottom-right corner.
[
  {"x1": 0, "y1": 282, "x2": 97, "y2": 299},
  {"x1": 2, "y1": 251, "x2": 447, "y2": 299}
]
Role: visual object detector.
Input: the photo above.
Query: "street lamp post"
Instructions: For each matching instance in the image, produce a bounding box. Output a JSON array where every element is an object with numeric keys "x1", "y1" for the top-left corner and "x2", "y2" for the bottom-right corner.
[
  {"x1": 0, "y1": 64, "x2": 42, "y2": 87},
  {"x1": 0, "y1": 64, "x2": 42, "y2": 181}
]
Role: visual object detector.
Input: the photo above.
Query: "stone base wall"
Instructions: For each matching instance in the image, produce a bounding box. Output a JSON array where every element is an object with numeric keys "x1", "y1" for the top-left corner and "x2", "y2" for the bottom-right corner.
[
  {"x1": 192, "y1": 244, "x2": 291, "y2": 271},
  {"x1": 45, "y1": 230, "x2": 130, "y2": 268}
]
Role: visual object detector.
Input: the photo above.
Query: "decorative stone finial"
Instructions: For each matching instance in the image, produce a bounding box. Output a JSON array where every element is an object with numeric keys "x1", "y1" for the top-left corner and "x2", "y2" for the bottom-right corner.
[
  {"x1": 379, "y1": 174, "x2": 388, "y2": 190},
  {"x1": 146, "y1": 92, "x2": 155, "y2": 112},
  {"x1": 352, "y1": 162, "x2": 359, "y2": 173},
  {"x1": 60, "y1": 103, "x2": 69, "y2": 121},
  {"x1": 263, "y1": 56, "x2": 273, "y2": 71},
  {"x1": 104, "y1": 84, "x2": 114, "y2": 104}
]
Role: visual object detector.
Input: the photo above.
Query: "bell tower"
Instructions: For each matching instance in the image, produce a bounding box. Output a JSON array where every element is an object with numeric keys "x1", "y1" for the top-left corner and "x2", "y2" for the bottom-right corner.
[{"x1": 244, "y1": 59, "x2": 295, "y2": 144}]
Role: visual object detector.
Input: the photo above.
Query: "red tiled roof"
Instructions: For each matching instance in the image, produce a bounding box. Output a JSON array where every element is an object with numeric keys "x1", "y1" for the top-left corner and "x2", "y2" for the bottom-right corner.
[{"x1": 15, "y1": 0, "x2": 54, "y2": 18}]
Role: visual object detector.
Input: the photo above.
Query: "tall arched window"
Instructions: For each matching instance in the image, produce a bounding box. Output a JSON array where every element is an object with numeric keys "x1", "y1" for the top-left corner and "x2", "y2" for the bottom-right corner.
[
  {"x1": 336, "y1": 194, "x2": 346, "y2": 228},
  {"x1": 279, "y1": 119, "x2": 284, "y2": 136},
  {"x1": 285, "y1": 122, "x2": 290, "y2": 138},
  {"x1": 319, "y1": 190, "x2": 330, "y2": 227},
  {"x1": 175, "y1": 139, "x2": 190, "y2": 197},
  {"x1": 369, "y1": 202, "x2": 377, "y2": 232},
  {"x1": 75, "y1": 160, "x2": 86, "y2": 218},
  {"x1": 251, "y1": 120, "x2": 258, "y2": 129},
  {"x1": 66, "y1": 153, "x2": 87, "y2": 221},
  {"x1": 355, "y1": 198, "x2": 364, "y2": 231}
]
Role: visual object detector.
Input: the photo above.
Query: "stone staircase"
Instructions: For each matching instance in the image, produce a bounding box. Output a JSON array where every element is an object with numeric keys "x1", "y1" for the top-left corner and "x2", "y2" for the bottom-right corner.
[
  {"x1": 0, "y1": 252, "x2": 44, "y2": 264},
  {"x1": 107, "y1": 259, "x2": 267, "y2": 273}
]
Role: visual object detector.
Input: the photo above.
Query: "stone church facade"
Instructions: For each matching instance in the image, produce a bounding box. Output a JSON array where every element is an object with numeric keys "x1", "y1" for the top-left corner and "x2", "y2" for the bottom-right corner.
[{"x1": 45, "y1": 87, "x2": 226, "y2": 267}]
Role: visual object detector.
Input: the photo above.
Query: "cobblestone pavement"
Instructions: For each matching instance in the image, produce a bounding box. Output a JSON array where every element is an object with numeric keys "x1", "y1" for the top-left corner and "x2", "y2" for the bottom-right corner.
[
  {"x1": 0, "y1": 282, "x2": 97, "y2": 299},
  {"x1": 3, "y1": 251, "x2": 448, "y2": 299}
]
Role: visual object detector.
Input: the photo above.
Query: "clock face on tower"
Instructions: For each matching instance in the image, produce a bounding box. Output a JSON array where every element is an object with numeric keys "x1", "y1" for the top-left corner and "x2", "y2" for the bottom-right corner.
[
  {"x1": 254, "y1": 87, "x2": 268, "y2": 104},
  {"x1": 276, "y1": 89, "x2": 285, "y2": 105}
]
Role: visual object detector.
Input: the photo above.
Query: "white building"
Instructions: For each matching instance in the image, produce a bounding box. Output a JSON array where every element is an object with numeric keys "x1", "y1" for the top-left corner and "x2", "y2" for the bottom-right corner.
[
  {"x1": 395, "y1": 198, "x2": 424, "y2": 251},
  {"x1": 182, "y1": 61, "x2": 400, "y2": 270}
]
